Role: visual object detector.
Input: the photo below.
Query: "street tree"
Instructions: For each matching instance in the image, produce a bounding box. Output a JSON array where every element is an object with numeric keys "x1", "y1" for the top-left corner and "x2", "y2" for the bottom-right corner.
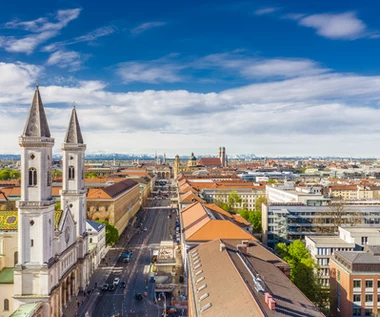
[
  {"x1": 275, "y1": 240, "x2": 330, "y2": 313},
  {"x1": 97, "y1": 220, "x2": 119, "y2": 245}
]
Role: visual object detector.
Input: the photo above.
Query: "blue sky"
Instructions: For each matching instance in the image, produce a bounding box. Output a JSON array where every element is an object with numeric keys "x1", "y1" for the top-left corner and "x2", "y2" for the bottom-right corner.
[{"x1": 1, "y1": 0, "x2": 380, "y2": 156}]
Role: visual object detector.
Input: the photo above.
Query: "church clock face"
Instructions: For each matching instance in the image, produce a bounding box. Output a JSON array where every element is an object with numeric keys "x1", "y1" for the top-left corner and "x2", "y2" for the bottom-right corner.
[{"x1": 65, "y1": 226, "x2": 70, "y2": 244}]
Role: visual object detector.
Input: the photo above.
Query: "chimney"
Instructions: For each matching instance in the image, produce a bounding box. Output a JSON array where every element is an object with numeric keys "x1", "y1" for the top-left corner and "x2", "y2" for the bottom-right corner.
[
  {"x1": 220, "y1": 243, "x2": 226, "y2": 252},
  {"x1": 265, "y1": 292, "x2": 276, "y2": 310},
  {"x1": 242, "y1": 240, "x2": 249, "y2": 246},
  {"x1": 237, "y1": 244, "x2": 247, "y2": 254}
]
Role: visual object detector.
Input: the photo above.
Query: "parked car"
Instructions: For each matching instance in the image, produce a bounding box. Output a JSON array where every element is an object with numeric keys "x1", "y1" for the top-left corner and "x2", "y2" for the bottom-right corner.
[
  {"x1": 143, "y1": 227, "x2": 147, "y2": 232},
  {"x1": 113, "y1": 278, "x2": 120, "y2": 286},
  {"x1": 108, "y1": 284, "x2": 115, "y2": 291},
  {"x1": 101, "y1": 284, "x2": 109, "y2": 291},
  {"x1": 135, "y1": 293, "x2": 143, "y2": 300},
  {"x1": 120, "y1": 281, "x2": 126, "y2": 288},
  {"x1": 109, "y1": 312, "x2": 120, "y2": 317}
]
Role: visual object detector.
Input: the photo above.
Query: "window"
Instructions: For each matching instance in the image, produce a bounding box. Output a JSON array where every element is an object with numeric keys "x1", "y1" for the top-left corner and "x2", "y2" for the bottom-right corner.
[
  {"x1": 31, "y1": 239, "x2": 34, "y2": 247},
  {"x1": 362, "y1": 236, "x2": 368, "y2": 245},
  {"x1": 14, "y1": 251, "x2": 18, "y2": 266},
  {"x1": 352, "y1": 308, "x2": 361, "y2": 316},
  {"x1": 353, "y1": 294, "x2": 361, "y2": 302},
  {"x1": 4, "y1": 299, "x2": 9, "y2": 311},
  {"x1": 353, "y1": 280, "x2": 361, "y2": 289},
  {"x1": 105, "y1": 206, "x2": 109, "y2": 212},
  {"x1": 337, "y1": 270, "x2": 341, "y2": 282},
  {"x1": 366, "y1": 280, "x2": 373, "y2": 289},
  {"x1": 365, "y1": 309, "x2": 373, "y2": 316},
  {"x1": 28, "y1": 168, "x2": 37, "y2": 186},
  {"x1": 365, "y1": 294, "x2": 373, "y2": 303},
  {"x1": 377, "y1": 280, "x2": 380, "y2": 289},
  {"x1": 68, "y1": 166, "x2": 75, "y2": 180}
]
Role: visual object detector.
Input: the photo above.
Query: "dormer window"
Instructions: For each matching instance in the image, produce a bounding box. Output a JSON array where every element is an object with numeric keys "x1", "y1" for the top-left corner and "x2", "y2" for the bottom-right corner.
[
  {"x1": 28, "y1": 168, "x2": 37, "y2": 186},
  {"x1": 68, "y1": 166, "x2": 75, "y2": 180}
]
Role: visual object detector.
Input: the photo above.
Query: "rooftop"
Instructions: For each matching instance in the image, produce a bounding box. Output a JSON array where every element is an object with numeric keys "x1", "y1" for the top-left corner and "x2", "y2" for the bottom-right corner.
[
  {"x1": 10, "y1": 302, "x2": 43, "y2": 317},
  {"x1": 0, "y1": 267, "x2": 14, "y2": 284},
  {"x1": 306, "y1": 236, "x2": 356, "y2": 247}
]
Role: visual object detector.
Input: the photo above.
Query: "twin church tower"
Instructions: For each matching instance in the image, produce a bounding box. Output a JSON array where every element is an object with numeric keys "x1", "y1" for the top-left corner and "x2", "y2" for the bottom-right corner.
[{"x1": 13, "y1": 84, "x2": 91, "y2": 316}]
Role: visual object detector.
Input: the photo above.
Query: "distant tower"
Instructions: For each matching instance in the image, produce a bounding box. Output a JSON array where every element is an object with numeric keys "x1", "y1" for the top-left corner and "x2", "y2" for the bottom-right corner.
[
  {"x1": 14, "y1": 84, "x2": 56, "y2": 315},
  {"x1": 174, "y1": 155, "x2": 180, "y2": 178},
  {"x1": 219, "y1": 146, "x2": 227, "y2": 167},
  {"x1": 163, "y1": 153, "x2": 167, "y2": 164},
  {"x1": 187, "y1": 152, "x2": 197, "y2": 167}
]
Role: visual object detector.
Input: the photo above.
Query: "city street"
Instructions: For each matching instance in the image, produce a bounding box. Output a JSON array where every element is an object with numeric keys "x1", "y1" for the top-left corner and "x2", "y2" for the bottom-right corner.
[{"x1": 64, "y1": 194, "x2": 177, "y2": 317}]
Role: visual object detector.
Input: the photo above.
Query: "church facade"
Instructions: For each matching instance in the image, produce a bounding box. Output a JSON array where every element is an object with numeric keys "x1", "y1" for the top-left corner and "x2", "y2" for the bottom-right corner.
[{"x1": 0, "y1": 85, "x2": 93, "y2": 316}]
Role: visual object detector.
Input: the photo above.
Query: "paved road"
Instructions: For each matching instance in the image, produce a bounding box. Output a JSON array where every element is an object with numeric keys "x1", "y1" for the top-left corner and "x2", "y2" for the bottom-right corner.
[{"x1": 75, "y1": 197, "x2": 176, "y2": 317}]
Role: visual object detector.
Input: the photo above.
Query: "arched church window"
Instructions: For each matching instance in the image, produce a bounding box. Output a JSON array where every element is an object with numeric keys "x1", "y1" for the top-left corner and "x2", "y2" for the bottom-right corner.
[
  {"x1": 4, "y1": 299, "x2": 9, "y2": 311},
  {"x1": 14, "y1": 251, "x2": 18, "y2": 266},
  {"x1": 28, "y1": 168, "x2": 37, "y2": 186},
  {"x1": 68, "y1": 166, "x2": 75, "y2": 180}
]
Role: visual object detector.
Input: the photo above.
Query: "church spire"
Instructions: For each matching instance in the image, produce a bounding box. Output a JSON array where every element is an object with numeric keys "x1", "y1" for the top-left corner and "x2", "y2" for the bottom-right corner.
[
  {"x1": 22, "y1": 83, "x2": 51, "y2": 137},
  {"x1": 64, "y1": 105, "x2": 84, "y2": 144}
]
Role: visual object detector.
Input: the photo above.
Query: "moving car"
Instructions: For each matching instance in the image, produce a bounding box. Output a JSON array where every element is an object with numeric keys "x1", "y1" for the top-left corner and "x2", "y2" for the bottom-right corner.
[
  {"x1": 135, "y1": 293, "x2": 143, "y2": 300},
  {"x1": 109, "y1": 312, "x2": 120, "y2": 317},
  {"x1": 166, "y1": 307, "x2": 177, "y2": 314},
  {"x1": 113, "y1": 278, "x2": 120, "y2": 286},
  {"x1": 120, "y1": 281, "x2": 126, "y2": 288},
  {"x1": 101, "y1": 284, "x2": 109, "y2": 291},
  {"x1": 143, "y1": 227, "x2": 147, "y2": 232},
  {"x1": 108, "y1": 284, "x2": 115, "y2": 291}
]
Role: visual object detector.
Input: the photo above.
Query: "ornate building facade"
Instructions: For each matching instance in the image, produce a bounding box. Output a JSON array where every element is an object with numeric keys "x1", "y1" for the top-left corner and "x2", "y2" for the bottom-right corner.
[{"x1": 0, "y1": 85, "x2": 93, "y2": 317}]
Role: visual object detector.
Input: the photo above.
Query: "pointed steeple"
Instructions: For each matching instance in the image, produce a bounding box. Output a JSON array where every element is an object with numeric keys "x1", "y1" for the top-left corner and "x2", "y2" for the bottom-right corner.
[
  {"x1": 23, "y1": 83, "x2": 51, "y2": 137},
  {"x1": 64, "y1": 105, "x2": 84, "y2": 144}
]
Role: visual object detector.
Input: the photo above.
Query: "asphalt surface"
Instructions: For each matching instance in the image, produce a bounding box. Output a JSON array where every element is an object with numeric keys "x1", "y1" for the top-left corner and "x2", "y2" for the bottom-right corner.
[{"x1": 74, "y1": 196, "x2": 177, "y2": 317}]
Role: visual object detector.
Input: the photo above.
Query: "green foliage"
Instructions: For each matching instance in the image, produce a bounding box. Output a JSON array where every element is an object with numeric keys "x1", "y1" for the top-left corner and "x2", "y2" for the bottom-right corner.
[
  {"x1": 214, "y1": 190, "x2": 242, "y2": 213},
  {"x1": 275, "y1": 240, "x2": 330, "y2": 313},
  {"x1": 239, "y1": 209, "x2": 262, "y2": 233},
  {"x1": 0, "y1": 169, "x2": 20, "y2": 180},
  {"x1": 267, "y1": 179, "x2": 277, "y2": 184},
  {"x1": 52, "y1": 169, "x2": 62, "y2": 179},
  {"x1": 85, "y1": 172, "x2": 98, "y2": 178},
  {"x1": 97, "y1": 220, "x2": 119, "y2": 245},
  {"x1": 255, "y1": 195, "x2": 267, "y2": 213},
  {"x1": 55, "y1": 202, "x2": 61, "y2": 211}
]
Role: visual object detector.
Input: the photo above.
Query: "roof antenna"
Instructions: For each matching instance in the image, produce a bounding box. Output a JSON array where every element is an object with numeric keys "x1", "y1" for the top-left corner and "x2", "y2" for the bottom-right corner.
[
  {"x1": 73, "y1": 101, "x2": 76, "y2": 109},
  {"x1": 36, "y1": 78, "x2": 39, "y2": 88}
]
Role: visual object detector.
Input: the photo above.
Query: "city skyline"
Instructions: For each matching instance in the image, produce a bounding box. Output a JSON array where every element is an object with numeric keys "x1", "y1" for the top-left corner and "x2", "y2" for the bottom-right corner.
[{"x1": 1, "y1": 0, "x2": 380, "y2": 156}]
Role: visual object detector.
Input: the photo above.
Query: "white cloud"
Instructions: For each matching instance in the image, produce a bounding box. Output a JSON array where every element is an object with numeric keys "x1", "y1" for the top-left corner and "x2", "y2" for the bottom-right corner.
[
  {"x1": 42, "y1": 25, "x2": 117, "y2": 52},
  {"x1": 131, "y1": 22, "x2": 166, "y2": 35},
  {"x1": 254, "y1": 7, "x2": 280, "y2": 15},
  {"x1": 299, "y1": 12, "x2": 367, "y2": 40},
  {"x1": 3, "y1": 60, "x2": 380, "y2": 156},
  {"x1": 46, "y1": 49, "x2": 84, "y2": 71},
  {"x1": 0, "y1": 9, "x2": 81, "y2": 54},
  {"x1": 116, "y1": 60, "x2": 183, "y2": 84},
  {"x1": 195, "y1": 52, "x2": 329, "y2": 78}
]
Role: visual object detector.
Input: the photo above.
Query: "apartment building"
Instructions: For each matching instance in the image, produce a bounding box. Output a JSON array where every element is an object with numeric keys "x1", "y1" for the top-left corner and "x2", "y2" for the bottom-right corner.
[
  {"x1": 330, "y1": 246, "x2": 380, "y2": 317},
  {"x1": 306, "y1": 225, "x2": 380, "y2": 287},
  {"x1": 262, "y1": 203, "x2": 380, "y2": 248}
]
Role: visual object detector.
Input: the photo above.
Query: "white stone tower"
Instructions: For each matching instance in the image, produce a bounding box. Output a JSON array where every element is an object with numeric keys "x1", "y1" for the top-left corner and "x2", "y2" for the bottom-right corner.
[
  {"x1": 14, "y1": 84, "x2": 56, "y2": 311},
  {"x1": 60, "y1": 107, "x2": 87, "y2": 243}
]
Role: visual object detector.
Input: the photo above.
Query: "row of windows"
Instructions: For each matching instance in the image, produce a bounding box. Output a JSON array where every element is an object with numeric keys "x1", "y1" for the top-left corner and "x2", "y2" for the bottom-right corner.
[
  {"x1": 28, "y1": 166, "x2": 76, "y2": 187},
  {"x1": 353, "y1": 279, "x2": 380, "y2": 289},
  {"x1": 353, "y1": 293, "x2": 380, "y2": 303},
  {"x1": 353, "y1": 308, "x2": 378, "y2": 316}
]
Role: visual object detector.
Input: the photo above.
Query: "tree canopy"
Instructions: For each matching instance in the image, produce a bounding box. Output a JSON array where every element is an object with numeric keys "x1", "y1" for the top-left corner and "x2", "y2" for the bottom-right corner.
[
  {"x1": 275, "y1": 240, "x2": 330, "y2": 313},
  {"x1": 0, "y1": 169, "x2": 20, "y2": 180},
  {"x1": 214, "y1": 190, "x2": 242, "y2": 213},
  {"x1": 96, "y1": 220, "x2": 119, "y2": 246}
]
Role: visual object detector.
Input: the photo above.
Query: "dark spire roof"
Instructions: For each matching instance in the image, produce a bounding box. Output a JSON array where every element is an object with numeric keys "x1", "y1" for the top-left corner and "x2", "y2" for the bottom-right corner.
[
  {"x1": 64, "y1": 106, "x2": 84, "y2": 144},
  {"x1": 23, "y1": 84, "x2": 51, "y2": 137}
]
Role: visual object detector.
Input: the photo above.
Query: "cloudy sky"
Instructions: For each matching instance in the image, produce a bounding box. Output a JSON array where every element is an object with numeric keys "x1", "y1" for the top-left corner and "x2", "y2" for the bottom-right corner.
[{"x1": 1, "y1": 0, "x2": 380, "y2": 157}]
